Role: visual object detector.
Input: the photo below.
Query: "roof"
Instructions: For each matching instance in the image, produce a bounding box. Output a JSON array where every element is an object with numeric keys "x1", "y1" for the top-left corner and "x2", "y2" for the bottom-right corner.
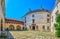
[
  {"x1": 5, "y1": 18, "x2": 24, "y2": 24},
  {"x1": 22, "y1": 9, "x2": 51, "y2": 17}
]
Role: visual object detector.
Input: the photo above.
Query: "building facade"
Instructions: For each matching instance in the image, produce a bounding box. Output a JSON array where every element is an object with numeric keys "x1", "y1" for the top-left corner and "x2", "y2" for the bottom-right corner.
[
  {"x1": 5, "y1": 18, "x2": 24, "y2": 30},
  {"x1": 51, "y1": 0, "x2": 60, "y2": 32},
  {"x1": 0, "y1": 0, "x2": 5, "y2": 31},
  {"x1": 22, "y1": 0, "x2": 60, "y2": 32},
  {"x1": 0, "y1": 0, "x2": 60, "y2": 32},
  {"x1": 23, "y1": 9, "x2": 51, "y2": 32}
]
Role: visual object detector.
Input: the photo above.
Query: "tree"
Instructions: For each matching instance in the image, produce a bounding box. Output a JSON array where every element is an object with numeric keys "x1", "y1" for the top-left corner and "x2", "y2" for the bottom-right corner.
[{"x1": 54, "y1": 14, "x2": 60, "y2": 37}]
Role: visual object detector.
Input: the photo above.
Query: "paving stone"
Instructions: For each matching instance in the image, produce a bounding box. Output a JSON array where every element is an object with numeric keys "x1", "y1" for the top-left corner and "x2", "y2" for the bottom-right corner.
[{"x1": 3, "y1": 31, "x2": 60, "y2": 39}]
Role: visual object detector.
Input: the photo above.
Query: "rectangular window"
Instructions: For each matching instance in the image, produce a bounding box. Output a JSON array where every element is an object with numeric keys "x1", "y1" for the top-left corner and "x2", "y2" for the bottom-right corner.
[
  {"x1": 47, "y1": 26, "x2": 50, "y2": 30},
  {"x1": 52, "y1": 16, "x2": 53, "y2": 22},
  {"x1": 32, "y1": 19, "x2": 35, "y2": 23},
  {"x1": 47, "y1": 19, "x2": 50, "y2": 23},
  {"x1": 42, "y1": 25, "x2": 45, "y2": 30},
  {"x1": 32, "y1": 14, "x2": 34, "y2": 17}
]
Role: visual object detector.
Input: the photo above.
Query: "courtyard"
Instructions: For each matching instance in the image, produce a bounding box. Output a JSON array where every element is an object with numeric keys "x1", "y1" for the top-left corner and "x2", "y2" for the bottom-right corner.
[{"x1": 5, "y1": 31, "x2": 60, "y2": 39}]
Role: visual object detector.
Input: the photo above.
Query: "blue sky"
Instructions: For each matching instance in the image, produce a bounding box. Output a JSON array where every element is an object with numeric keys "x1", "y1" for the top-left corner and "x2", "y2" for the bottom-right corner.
[{"x1": 5, "y1": 0, "x2": 56, "y2": 20}]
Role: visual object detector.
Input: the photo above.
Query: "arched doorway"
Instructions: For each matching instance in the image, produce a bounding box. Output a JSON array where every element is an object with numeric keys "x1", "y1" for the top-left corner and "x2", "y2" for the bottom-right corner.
[
  {"x1": 32, "y1": 26, "x2": 35, "y2": 30},
  {"x1": 16, "y1": 25, "x2": 21, "y2": 30},
  {"x1": 47, "y1": 26, "x2": 50, "y2": 32},
  {"x1": 9, "y1": 25, "x2": 14, "y2": 30},
  {"x1": 30, "y1": 24, "x2": 38, "y2": 30},
  {"x1": 42, "y1": 25, "x2": 45, "y2": 32}
]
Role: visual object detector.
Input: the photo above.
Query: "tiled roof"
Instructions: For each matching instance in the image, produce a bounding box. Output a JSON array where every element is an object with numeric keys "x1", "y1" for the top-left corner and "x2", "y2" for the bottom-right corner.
[
  {"x1": 22, "y1": 9, "x2": 51, "y2": 17},
  {"x1": 28, "y1": 9, "x2": 50, "y2": 13},
  {"x1": 5, "y1": 18, "x2": 24, "y2": 24}
]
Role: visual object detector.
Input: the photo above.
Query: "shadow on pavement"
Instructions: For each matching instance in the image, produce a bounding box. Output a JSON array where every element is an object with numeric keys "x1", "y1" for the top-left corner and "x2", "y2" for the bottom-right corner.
[
  {"x1": 0, "y1": 31, "x2": 14, "y2": 39},
  {"x1": 6, "y1": 31, "x2": 14, "y2": 39}
]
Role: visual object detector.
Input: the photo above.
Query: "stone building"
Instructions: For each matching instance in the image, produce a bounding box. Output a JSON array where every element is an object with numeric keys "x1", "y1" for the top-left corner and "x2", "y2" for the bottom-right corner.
[
  {"x1": 0, "y1": 0, "x2": 5, "y2": 31},
  {"x1": 5, "y1": 18, "x2": 24, "y2": 30},
  {"x1": 22, "y1": 0, "x2": 60, "y2": 32},
  {"x1": 0, "y1": 0, "x2": 60, "y2": 32},
  {"x1": 23, "y1": 9, "x2": 51, "y2": 32},
  {"x1": 51, "y1": 0, "x2": 60, "y2": 32}
]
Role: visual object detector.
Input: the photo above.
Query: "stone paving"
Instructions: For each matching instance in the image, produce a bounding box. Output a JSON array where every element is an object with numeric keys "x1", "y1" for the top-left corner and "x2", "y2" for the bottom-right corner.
[{"x1": 5, "y1": 31, "x2": 60, "y2": 39}]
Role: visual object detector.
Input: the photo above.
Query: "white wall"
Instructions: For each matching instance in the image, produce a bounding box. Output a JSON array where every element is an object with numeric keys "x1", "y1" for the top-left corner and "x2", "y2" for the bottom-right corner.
[
  {"x1": 51, "y1": 2, "x2": 60, "y2": 32},
  {"x1": 23, "y1": 12, "x2": 50, "y2": 30}
]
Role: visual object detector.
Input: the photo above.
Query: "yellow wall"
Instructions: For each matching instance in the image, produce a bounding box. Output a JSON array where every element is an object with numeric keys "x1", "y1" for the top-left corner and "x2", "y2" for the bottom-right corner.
[{"x1": 5, "y1": 23, "x2": 24, "y2": 30}]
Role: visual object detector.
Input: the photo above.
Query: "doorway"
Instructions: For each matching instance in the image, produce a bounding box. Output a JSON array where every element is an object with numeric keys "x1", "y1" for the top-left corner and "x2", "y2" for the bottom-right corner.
[{"x1": 32, "y1": 26, "x2": 35, "y2": 30}]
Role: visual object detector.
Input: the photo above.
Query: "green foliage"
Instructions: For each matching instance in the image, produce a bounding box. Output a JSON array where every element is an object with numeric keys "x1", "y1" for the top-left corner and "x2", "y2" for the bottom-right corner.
[
  {"x1": 54, "y1": 23, "x2": 60, "y2": 30},
  {"x1": 54, "y1": 14, "x2": 60, "y2": 37},
  {"x1": 56, "y1": 30, "x2": 60, "y2": 37},
  {"x1": 54, "y1": 24, "x2": 58, "y2": 29},
  {"x1": 56, "y1": 14, "x2": 60, "y2": 24}
]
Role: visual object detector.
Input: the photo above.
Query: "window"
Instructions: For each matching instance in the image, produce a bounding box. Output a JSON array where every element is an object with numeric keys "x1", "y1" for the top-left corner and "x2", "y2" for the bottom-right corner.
[
  {"x1": 47, "y1": 14, "x2": 50, "y2": 17},
  {"x1": 42, "y1": 25, "x2": 45, "y2": 30},
  {"x1": 55, "y1": 10, "x2": 58, "y2": 15},
  {"x1": 32, "y1": 14, "x2": 35, "y2": 17},
  {"x1": 47, "y1": 26, "x2": 50, "y2": 30},
  {"x1": 30, "y1": 26, "x2": 31, "y2": 29},
  {"x1": 47, "y1": 19, "x2": 50, "y2": 23},
  {"x1": 23, "y1": 27, "x2": 24, "y2": 30},
  {"x1": 32, "y1": 19, "x2": 35, "y2": 23},
  {"x1": 25, "y1": 17, "x2": 26, "y2": 23},
  {"x1": 36, "y1": 26, "x2": 38, "y2": 30},
  {"x1": 52, "y1": 16, "x2": 53, "y2": 22},
  {"x1": 25, "y1": 24, "x2": 26, "y2": 26}
]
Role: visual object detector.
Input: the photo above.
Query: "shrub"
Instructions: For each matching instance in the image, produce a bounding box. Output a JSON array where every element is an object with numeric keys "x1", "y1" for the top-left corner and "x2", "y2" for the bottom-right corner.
[
  {"x1": 56, "y1": 30, "x2": 60, "y2": 37},
  {"x1": 54, "y1": 14, "x2": 60, "y2": 37}
]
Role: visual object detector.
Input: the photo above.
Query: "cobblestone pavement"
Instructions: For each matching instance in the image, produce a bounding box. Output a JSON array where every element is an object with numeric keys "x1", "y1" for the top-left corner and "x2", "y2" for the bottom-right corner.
[{"x1": 6, "y1": 31, "x2": 60, "y2": 39}]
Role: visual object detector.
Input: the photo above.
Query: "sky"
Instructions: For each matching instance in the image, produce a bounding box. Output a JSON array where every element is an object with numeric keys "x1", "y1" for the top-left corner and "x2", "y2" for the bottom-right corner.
[{"x1": 5, "y1": 0, "x2": 56, "y2": 20}]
